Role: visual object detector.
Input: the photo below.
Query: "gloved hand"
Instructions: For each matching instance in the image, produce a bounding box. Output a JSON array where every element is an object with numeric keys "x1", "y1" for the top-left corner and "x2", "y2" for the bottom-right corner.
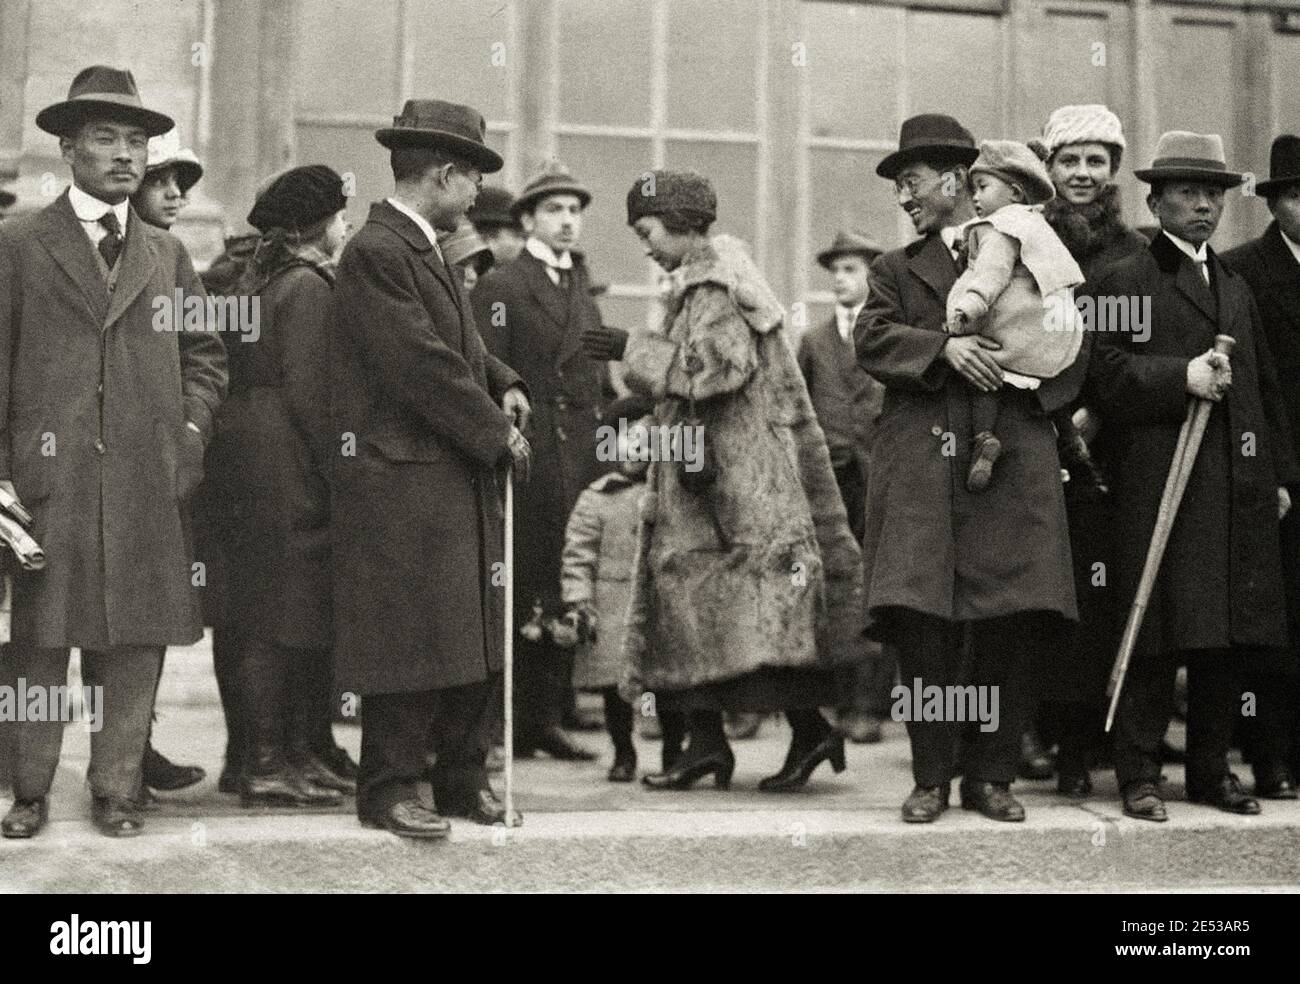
[{"x1": 581, "y1": 325, "x2": 629, "y2": 361}]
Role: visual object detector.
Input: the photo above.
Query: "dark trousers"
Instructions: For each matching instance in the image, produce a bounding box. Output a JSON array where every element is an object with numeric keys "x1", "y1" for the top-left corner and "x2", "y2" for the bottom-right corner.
[
  {"x1": 4, "y1": 643, "x2": 162, "y2": 801},
  {"x1": 513, "y1": 635, "x2": 566, "y2": 747},
  {"x1": 832, "y1": 458, "x2": 896, "y2": 718},
  {"x1": 358, "y1": 675, "x2": 496, "y2": 818},
  {"x1": 889, "y1": 612, "x2": 1042, "y2": 787},
  {"x1": 212, "y1": 624, "x2": 246, "y2": 773},
  {"x1": 1113, "y1": 648, "x2": 1240, "y2": 791},
  {"x1": 1244, "y1": 668, "x2": 1300, "y2": 782}
]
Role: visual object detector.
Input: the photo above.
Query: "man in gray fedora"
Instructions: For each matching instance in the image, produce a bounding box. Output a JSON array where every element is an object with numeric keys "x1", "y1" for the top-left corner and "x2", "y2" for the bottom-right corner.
[
  {"x1": 1222, "y1": 134, "x2": 1300, "y2": 800},
  {"x1": 330, "y1": 98, "x2": 531, "y2": 837},
  {"x1": 1084, "y1": 130, "x2": 1298, "y2": 820},
  {"x1": 0, "y1": 66, "x2": 227, "y2": 839}
]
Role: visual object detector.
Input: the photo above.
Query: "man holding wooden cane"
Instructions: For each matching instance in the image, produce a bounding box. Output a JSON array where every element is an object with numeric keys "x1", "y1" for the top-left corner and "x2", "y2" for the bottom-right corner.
[{"x1": 1084, "y1": 131, "x2": 1299, "y2": 821}]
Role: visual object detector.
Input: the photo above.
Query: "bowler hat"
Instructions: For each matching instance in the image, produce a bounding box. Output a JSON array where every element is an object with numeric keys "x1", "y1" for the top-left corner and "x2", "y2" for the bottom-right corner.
[
  {"x1": 1134, "y1": 131, "x2": 1243, "y2": 187},
  {"x1": 375, "y1": 99, "x2": 503, "y2": 174},
  {"x1": 512, "y1": 161, "x2": 591, "y2": 218},
  {"x1": 816, "y1": 229, "x2": 883, "y2": 269},
  {"x1": 36, "y1": 65, "x2": 173, "y2": 137},
  {"x1": 469, "y1": 185, "x2": 520, "y2": 231},
  {"x1": 877, "y1": 113, "x2": 978, "y2": 180},
  {"x1": 145, "y1": 128, "x2": 203, "y2": 193},
  {"x1": 1255, "y1": 134, "x2": 1300, "y2": 196}
]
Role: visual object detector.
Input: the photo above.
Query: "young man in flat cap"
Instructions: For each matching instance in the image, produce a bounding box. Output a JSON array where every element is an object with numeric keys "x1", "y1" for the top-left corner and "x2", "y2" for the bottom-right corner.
[
  {"x1": 799, "y1": 230, "x2": 891, "y2": 744},
  {"x1": 0, "y1": 66, "x2": 227, "y2": 839},
  {"x1": 856, "y1": 114, "x2": 1084, "y2": 824},
  {"x1": 331, "y1": 98, "x2": 530, "y2": 837},
  {"x1": 471, "y1": 161, "x2": 608, "y2": 763},
  {"x1": 1085, "y1": 131, "x2": 1299, "y2": 821},
  {"x1": 1222, "y1": 134, "x2": 1300, "y2": 800}
]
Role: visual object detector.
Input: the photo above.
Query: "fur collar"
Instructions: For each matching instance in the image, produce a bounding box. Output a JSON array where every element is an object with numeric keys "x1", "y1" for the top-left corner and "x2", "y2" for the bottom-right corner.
[
  {"x1": 666, "y1": 234, "x2": 783, "y2": 334},
  {"x1": 1042, "y1": 184, "x2": 1132, "y2": 263}
]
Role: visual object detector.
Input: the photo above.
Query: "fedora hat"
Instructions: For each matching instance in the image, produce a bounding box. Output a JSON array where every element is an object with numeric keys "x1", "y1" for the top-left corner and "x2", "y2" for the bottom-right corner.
[
  {"x1": 1134, "y1": 131, "x2": 1243, "y2": 187},
  {"x1": 375, "y1": 99, "x2": 503, "y2": 173},
  {"x1": 817, "y1": 229, "x2": 883, "y2": 269},
  {"x1": 145, "y1": 128, "x2": 203, "y2": 193},
  {"x1": 1255, "y1": 134, "x2": 1300, "y2": 196},
  {"x1": 36, "y1": 65, "x2": 173, "y2": 137},
  {"x1": 511, "y1": 160, "x2": 591, "y2": 218},
  {"x1": 438, "y1": 218, "x2": 494, "y2": 273},
  {"x1": 877, "y1": 113, "x2": 978, "y2": 180}
]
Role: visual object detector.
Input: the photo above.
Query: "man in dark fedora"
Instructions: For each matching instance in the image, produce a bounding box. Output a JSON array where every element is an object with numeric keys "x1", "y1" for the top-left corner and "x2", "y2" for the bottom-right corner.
[
  {"x1": 798, "y1": 229, "x2": 890, "y2": 743},
  {"x1": 471, "y1": 160, "x2": 607, "y2": 763},
  {"x1": 856, "y1": 113, "x2": 1084, "y2": 823},
  {"x1": 469, "y1": 185, "x2": 525, "y2": 266},
  {"x1": 0, "y1": 66, "x2": 227, "y2": 839},
  {"x1": 1084, "y1": 130, "x2": 1299, "y2": 820},
  {"x1": 331, "y1": 98, "x2": 531, "y2": 837}
]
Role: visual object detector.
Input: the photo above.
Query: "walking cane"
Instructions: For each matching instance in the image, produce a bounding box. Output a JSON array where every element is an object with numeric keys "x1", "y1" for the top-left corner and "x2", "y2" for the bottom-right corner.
[
  {"x1": 1104, "y1": 334, "x2": 1235, "y2": 732},
  {"x1": 503, "y1": 466, "x2": 516, "y2": 827}
]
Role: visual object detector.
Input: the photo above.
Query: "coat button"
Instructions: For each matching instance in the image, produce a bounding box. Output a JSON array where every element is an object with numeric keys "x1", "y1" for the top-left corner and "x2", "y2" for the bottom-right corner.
[
  {"x1": 94, "y1": 439, "x2": 106, "y2": 454},
  {"x1": 556, "y1": 426, "x2": 567, "y2": 442},
  {"x1": 930, "y1": 425, "x2": 943, "y2": 437},
  {"x1": 556, "y1": 397, "x2": 567, "y2": 411}
]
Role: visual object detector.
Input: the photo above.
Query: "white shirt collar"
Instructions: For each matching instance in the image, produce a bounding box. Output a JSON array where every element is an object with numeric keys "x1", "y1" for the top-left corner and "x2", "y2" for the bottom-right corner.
[
  {"x1": 386, "y1": 197, "x2": 443, "y2": 259},
  {"x1": 834, "y1": 302, "x2": 863, "y2": 343},
  {"x1": 1162, "y1": 229, "x2": 1209, "y2": 264},
  {"x1": 525, "y1": 236, "x2": 573, "y2": 270},
  {"x1": 1278, "y1": 226, "x2": 1300, "y2": 268},
  {"x1": 69, "y1": 183, "x2": 129, "y2": 231},
  {"x1": 939, "y1": 226, "x2": 961, "y2": 253}
]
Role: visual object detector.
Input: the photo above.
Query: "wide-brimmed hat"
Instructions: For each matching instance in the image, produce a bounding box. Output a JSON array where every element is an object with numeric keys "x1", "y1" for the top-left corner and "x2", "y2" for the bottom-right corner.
[
  {"x1": 1256, "y1": 134, "x2": 1300, "y2": 196},
  {"x1": 876, "y1": 113, "x2": 978, "y2": 180},
  {"x1": 144, "y1": 128, "x2": 203, "y2": 193},
  {"x1": 625, "y1": 168, "x2": 717, "y2": 225},
  {"x1": 816, "y1": 229, "x2": 883, "y2": 269},
  {"x1": 375, "y1": 99, "x2": 503, "y2": 174},
  {"x1": 1134, "y1": 131, "x2": 1243, "y2": 187},
  {"x1": 248, "y1": 164, "x2": 349, "y2": 233},
  {"x1": 439, "y1": 219, "x2": 495, "y2": 273},
  {"x1": 469, "y1": 185, "x2": 520, "y2": 231},
  {"x1": 969, "y1": 139, "x2": 1056, "y2": 205},
  {"x1": 512, "y1": 161, "x2": 591, "y2": 218},
  {"x1": 36, "y1": 65, "x2": 174, "y2": 137}
]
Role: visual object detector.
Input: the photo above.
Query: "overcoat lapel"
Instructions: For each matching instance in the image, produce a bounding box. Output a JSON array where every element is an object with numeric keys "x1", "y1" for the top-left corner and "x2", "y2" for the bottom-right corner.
[
  {"x1": 519, "y1": 252, "x2": 572, "y2": 336},
  {"x1": 35, "y1": 192, "x2": 109, "y2": 326},
  {"x1": 104, "y1": 207, "x2": 159, "y2": 330},
  {"x1": 907, "y1": 233, "x2": 958, "y2": 301}
]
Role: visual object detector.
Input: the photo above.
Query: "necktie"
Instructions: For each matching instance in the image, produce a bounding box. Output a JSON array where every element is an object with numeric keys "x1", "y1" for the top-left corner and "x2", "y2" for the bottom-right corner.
[
  {"x1": 98, "y1": 211, "x2": 123, "y2": 268},
  {"x1": 556, "y1": 267, "x2": 571, "y2": 291},
  {"x1": 1196, "y1": 259, "x2": 1209, "y2": 286}
]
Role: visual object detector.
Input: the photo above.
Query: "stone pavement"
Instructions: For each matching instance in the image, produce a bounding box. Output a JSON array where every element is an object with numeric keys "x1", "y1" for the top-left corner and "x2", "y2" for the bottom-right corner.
[{"x1": 3, "y1": 634, "x2": 1300, "y2": 893}]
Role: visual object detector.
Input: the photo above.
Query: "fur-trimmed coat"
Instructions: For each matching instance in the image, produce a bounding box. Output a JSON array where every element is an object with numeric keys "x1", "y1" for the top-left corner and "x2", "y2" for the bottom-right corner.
[{"x1": 619, "y1": 236, "x2": 864, "y2": 693}]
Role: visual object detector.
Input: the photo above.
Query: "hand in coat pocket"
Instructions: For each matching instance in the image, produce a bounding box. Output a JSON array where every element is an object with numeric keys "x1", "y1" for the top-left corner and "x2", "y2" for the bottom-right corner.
[{"x1": 176, "y1": 423, "x2": 206, "y2": 500}]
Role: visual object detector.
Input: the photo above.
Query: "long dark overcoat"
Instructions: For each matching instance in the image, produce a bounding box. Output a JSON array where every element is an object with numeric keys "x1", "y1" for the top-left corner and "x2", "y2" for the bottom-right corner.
[
  {"x1": 198, "y1": 261, "x2": 334, "y2": 651},
  {"x1": 797, "y1": 315, "x2": 884, "y2": 481},
  {"x1": 470, "y1": 249, "x2": 608, "y2": 621},
  {"x1": 855, "y1": 231, "x2": 1081, "y2": 639},
  {"x1": 1084, "y1": 231, "x2": 1299, "y2": 661},
  {"x1": 0, "y1": 191, "x2": 227, "y2": 648},
  {"x1": 1223, "y1": 221, "x2": 1300, "y2": 662},
  {"x1": 330, "y1": 201, "x2": 523, "y2": 694}
]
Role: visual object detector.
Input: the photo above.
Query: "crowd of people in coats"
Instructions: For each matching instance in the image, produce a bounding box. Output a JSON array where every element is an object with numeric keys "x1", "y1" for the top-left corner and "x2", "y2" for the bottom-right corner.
[{"x1": 2, "y1": 63, "x2": 1300, "y2": 842}]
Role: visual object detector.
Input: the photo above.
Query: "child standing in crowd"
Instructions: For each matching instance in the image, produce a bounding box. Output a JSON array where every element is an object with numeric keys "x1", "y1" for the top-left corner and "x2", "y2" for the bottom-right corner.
[
  {"x1": 946, "y1": 139, "x2": 1085, "y2": 491},
  {"x1": 559, "y1": 396, "x2": 686, "y2": 781}
]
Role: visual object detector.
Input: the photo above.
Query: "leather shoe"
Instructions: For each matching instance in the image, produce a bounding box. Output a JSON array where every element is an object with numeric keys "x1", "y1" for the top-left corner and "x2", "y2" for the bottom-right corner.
[
  {"x1": 607, "y1": 757, "x2": 636, "y2": 783},
  {"x1": 643, "y1": 744, "x2": 735, "y2": 791},
  {"x1": 1122, "y1": 780, "x2": 1168, "y2": 822},
  {"x1": 293, "y1": 752, "x2": 357, "y2": 796},
  {"x1": 240, "y1": 769, "x2": 345, "y2": 808},
  {"x1": 142, "y1": 744, "x2": 206, "y2": 792},
  {"x1": 534, "y1": 725, "x2": 597, "y2": 762},
  {"x1": 959, "y1": 780, "x2": 1026, "y2": 821},
  {"x1": 439, "y1": 787, "x2": 522, "y2": 826},
  {"x1": 1018, "y1": 730, "x2": 1055, "y2": 781},
  {"x1": 92, "y1": 796, "x2": 143, "y2": 838},
  {"x1": 1057, "y1": 771, "x2": 1093, "y2": 798},
  {"x1": 902, "y1": 784, "x2": 949, "y2": 823},
  {"x1": 361, "y1": 800, "x2": 451, "y2": 839},
  {"x1": 134, "y1": 786, "x2": 162, "y2": 812},
  {"x1": 1254, "y1": 766, "x2": 1299, "y2": 800},
  {"x1": 759, "y1": 733, "x2": 846, "y2": 792},
  {"x1": 838, "y1": 711, "x2": 883, "y2": 744},
  {"x1": 2, "y1": 798, "x2": 48, "y2": 839},
  {"x1": 1188, "y1": 773, "x2": 1261, "y2": 815}
]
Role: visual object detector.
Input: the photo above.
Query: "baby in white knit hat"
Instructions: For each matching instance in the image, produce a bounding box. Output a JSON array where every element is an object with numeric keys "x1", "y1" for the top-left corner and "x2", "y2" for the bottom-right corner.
[{"x1": 946, "y1": 139, "x2": 1085, "y2": 492}]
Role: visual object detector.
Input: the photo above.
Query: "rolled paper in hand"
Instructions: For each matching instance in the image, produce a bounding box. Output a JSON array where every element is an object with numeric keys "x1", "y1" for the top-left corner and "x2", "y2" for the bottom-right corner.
[{"x1": 0, "y1": 510, "x2": 45, "y2": 570}]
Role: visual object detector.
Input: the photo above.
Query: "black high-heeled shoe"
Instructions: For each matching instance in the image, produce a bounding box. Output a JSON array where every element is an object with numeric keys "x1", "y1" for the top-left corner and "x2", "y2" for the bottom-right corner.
[
  {"x1": 758, "y1": 733, "x2": 846, "y2": 792},
  {"x1": 641, "y1": 745, "x2": 735, "y2": 791}
]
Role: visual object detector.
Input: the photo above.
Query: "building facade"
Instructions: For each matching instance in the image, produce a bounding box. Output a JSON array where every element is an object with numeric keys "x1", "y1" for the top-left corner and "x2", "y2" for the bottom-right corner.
[{"x1": 3, "y1": 0, "x2": 1299, "y2": 330}]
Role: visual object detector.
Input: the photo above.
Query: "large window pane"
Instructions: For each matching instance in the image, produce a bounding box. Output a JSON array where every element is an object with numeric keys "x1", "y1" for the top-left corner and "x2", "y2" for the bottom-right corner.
[
  {"x1": 665, "y1": 0, "x2": 758, "y2": 131},
  {"x1": 803, "y1": 1, "x2": 903, "y2": 142},
  {"x1": 295, "y1": 124, "x2": 392, "y2": 231},
  {"x1": 808, "y1": 147, "x2": 899, "y2": 256},
  {"x1": 554, "y1": 135, "x2": 655, "y2": 287},
  {"x1": 558, "y1": 0, "x2": 653, "y2": 127},
  {"x1": 297, "y1": 0, "x2": 400, "y2": 116},
  {"x1": 664, "y1": 141, "x2": 759, "y2": 248},
  {"x1": 408, "y1": 0, "x2": 517, "y2": 120},
  {"x1": 905, "y1": 10, "x2": 1001, "y2": 142}
]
